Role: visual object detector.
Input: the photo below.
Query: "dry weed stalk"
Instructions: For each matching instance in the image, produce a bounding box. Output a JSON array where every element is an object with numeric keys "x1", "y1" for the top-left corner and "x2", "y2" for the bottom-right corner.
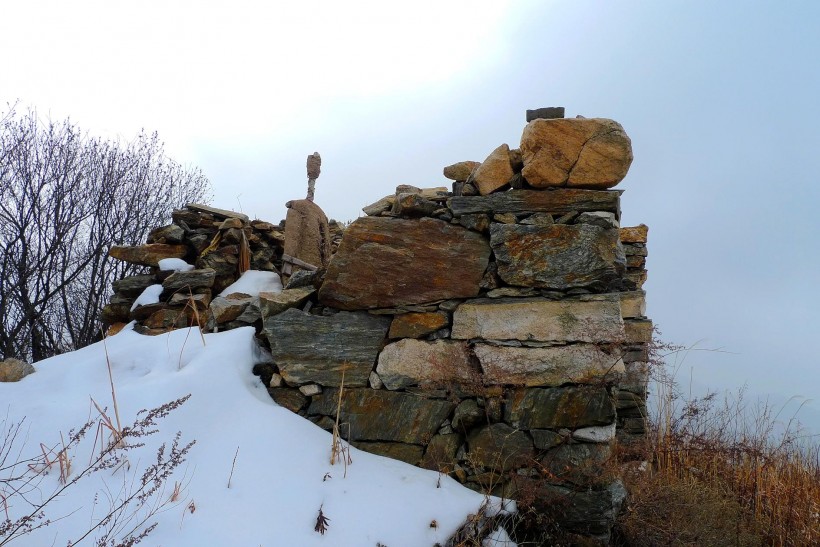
[
  {"x1": 330, "y1": 366, "x2": 353, "y2": 476},
  {"x1": 227, "y1": 446, "x2": 239, "y2": 488}
]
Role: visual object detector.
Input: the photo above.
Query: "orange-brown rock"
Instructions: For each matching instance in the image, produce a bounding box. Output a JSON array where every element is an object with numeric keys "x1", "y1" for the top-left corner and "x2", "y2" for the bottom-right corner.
[
  {"x1": 472, "y1": 144, "x2": 514, "y2": 195},
  {"x1": 109, "y1": 244, "x2": 188, "y2": 267},
  {"x1": 443, "y1": 161, "x2": 480, "y2": 181},
  {"x1": 620, "y1": 224, "x2": 648, "y2": 243},
  {"x1": 520, "y1": 118, "x2": 633, "y2": 189},
  {"x1": 318, "y1": 217, "x2": 491, "y2": 310},
  {"x1": 388, "y1": 312, "x2": 449, "y2": 338}
]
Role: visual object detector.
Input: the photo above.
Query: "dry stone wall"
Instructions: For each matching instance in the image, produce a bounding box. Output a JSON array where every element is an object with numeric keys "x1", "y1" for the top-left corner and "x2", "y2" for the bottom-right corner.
[{"x1": 102, "y1": 109, "x2": 651, "y2": 543}]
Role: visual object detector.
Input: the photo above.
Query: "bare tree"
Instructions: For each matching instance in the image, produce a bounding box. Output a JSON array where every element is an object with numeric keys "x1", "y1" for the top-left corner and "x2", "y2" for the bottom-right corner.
[{"x1": 0, "y1": 106, "x2": 211, "y2": 361}]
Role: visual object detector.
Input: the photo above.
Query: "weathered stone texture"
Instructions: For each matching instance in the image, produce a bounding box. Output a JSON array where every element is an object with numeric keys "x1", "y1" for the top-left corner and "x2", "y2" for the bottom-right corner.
[
  {"x1": 475, "y1": 344, "x2": 624, "y2": 387},
  {"x1": 264, "y1": 308, "x2": 389, "y2": 387},
  {"x1": 619, "y1": 291, "x2": 646, "y2": 319},
  {"x1": 619, "y1": 224, "x2": 648, "y2": 243},
  {"x1": 308, "y1": 389, "x2": 455, "y2": 444},
  {"x1": 451, "y1": 297, "x2": 625, "y2": 343},
  {"x1": 467, "y1": 423, "x2": 533, "y2": 471},
  {"x1": 284, "y1": 199, "x2": 332, "y2": 273},
  {"x1": 505, "y1": 386, "x2": 616, "y2": 429},
  {"x1": 376, "y1": 339, "x2": 474, "y2": 390},
  {"x1": 318, "y1": 217, "x2": 491, "y2": 310},
  {"x1": 258, "y1": 287, "x2": 315, "y2": 317},
  {"x1": 448, "y1": 189, "x2": 620, "y2": 218},
  {"x1": 161, "y1": 269, "x2": 216, "y2": 290},
  {"x1": 490, "y1": 223, "x2": 625, "y2": 290},
  {"x1": 520, "y1": 118, "x2": 633, "y2": 189},
  {"x1": 0, "y1": 358, "x2": 35, "y2": 382},
  {"x1": 354, "y1": 442, "x2": 424, "y2": 465},
  {"x1": 388, "y1": 312, "x2": 449, "y2": 339}
]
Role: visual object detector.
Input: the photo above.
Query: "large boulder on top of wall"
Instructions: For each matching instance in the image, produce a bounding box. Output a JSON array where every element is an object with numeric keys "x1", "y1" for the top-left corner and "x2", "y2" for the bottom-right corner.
[
  {"x1": 308, "y1": 388, "x2": 455, "y2": 444},
  {"x1": 443, "y1": 161, "x2": 481, "y2": 182},
  {"x1": 263, "y1": 308, "x2": 390, "y2": 387},
  {"x1": 451, "y1": 296, "x2": 625, "y2": 343},
  {"x1": 283, "y1": 199, "x2": 332, "y2": 273},
  {"x1": 490, "y1": 223, "x2": 625, "y2": 290},
  {"x1": 318, "y1": 217, "x2": 491, "y2": 310},
  {"x1": 520, "y1": 118, "x2": 633, "y2": 189}
]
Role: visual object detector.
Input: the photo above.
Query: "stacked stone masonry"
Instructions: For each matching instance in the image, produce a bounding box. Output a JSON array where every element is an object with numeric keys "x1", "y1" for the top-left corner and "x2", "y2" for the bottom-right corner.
[{"x1": 103, "y1": 110, "x2": 651, "y2": 543}]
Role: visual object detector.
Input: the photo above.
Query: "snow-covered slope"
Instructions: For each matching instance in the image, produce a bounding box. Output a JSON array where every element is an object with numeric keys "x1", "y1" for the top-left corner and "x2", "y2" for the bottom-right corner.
[{"x1": 1, "y1": 326, "x2": 510, "y2": 546}]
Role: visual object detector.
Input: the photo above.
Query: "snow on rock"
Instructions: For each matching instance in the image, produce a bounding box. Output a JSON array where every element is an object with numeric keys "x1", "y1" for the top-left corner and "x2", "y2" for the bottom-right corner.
[
  {"x1": 0, "y1": 326, "x2": 499, "y2": 546},
  {"x1": 129, "y1": 283, "x2": 164, "y2": 311},
  {"x1": 158, "y1": 257, "x2": 195, "y2": 271},
  {"x1": 219, "y1": 270, "x2": 282, "y2": 297},
  {"x1": 483, "y1": 526, "x2": 517, "y2": 546}
]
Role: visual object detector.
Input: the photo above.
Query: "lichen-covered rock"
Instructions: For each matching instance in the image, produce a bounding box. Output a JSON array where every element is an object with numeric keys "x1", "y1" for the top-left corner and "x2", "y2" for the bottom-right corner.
[
  {"x1": 619, "y1": 291, "x2": 646, "y2": 319},
  {"x1": 421, "y1": 433, "x2": 462, "y2": 472},
  {"x1": 475, "y1": 344, "x2": 624, "y2": 387},
  {"x1": 375, "y1": 339, "x2": 474, "y2": 390},
  {"x1": 520, "y1": 118, "x2": 633, "y2": 189},
  {"x1": 308, "y1": 389, "x2": 455, "y2": 444},
  {"x1": 451, "y1": 296, "x2": 625, "y2": 343},
  {"x1": 505, "y1": 387, "x2": 616, "y2": 429},
  {"x1": 0, "y1": 358, "x2": 35, "y2": 382},
  {"x1": 318, "y1": 217, "x2": 491, "y2": 310},
  {"x1": 258, "y1": 287, "x2": 315, "y2": 317},
  {"x1": 443, "y1": 161, "x2": 481, "y2": 181},
  {"x1": 620, "y1": 224, "x2": 648, "y2": 243},
  {"x1": 264, "y1": 308, "x2": 389, "y2": 387},
  {"x1": 490, "y1": 223, "x2": 625, "y2": 290}
]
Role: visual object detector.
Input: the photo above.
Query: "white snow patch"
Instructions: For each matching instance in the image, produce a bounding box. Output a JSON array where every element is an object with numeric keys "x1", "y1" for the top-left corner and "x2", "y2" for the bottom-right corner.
[
  {"x1": 129, "y1": 283, "x2": 164, "y2": 311},
  {"x1": 158, "y1": 257, "x2": 194, "y2": 271},
  {"x1": 483, "y1": 526, "x2": 517, "y2": 546},
  {"x1": 219, "y1": 270, "x2": 282, "y2": 297},
  {"x1": 0, "y1": 325, "x2": 502, "y2": 546}
]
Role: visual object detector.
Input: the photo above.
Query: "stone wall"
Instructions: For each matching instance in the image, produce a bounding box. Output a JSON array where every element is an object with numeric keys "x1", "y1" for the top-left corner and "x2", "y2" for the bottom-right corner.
[{"x1": 102, "y1": 109, "x2": 651, "y2": 543}]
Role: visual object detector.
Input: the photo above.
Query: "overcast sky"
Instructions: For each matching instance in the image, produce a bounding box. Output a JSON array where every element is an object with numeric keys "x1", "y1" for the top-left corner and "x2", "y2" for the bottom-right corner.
[{"x1": 3, "y1": 1, "x2": 819, "y2": 432}]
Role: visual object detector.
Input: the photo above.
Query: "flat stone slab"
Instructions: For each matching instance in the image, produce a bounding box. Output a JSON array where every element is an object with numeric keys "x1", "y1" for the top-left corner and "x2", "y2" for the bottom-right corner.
[
  {"x1": 318, "y1": 217, "x2": 491, "y2": 310},
  {"x1": 505, "y1": 386, "x2": 616, "y2": 429},
  {"x1": 264, "y1": 308, "x2": 389, "y2": 387},
  {"x1": 619, "y1": 291, "x2": 646, "y2": 319},
  {"x1": 448, "y1": 189, "x2": 620, "y2": 218},
  {"x1": 388, "y1": 312, "x2": 449, "y2": 339},
  {"x1": 475, "y1": 344, "x2": 624, "y2": 387},
  {"x1": 376, "y1": 339, "x2": 474, "y2": 390},
  {"x1": 185, "y1": 203, "x2": 249, "y2": 222},
  {"x1": 490, "y1": 223, "x2": 625, "y2": 290},
  {"x1": 451, "y1": 296, "x2": 625, "y2": 343},
  {"x1": 162, "y1": 269, "x2": 216, "y2": 290},
  {"x1": 259, "y1": 287, "x2": 315, "y2": 317},
  {"x1": 109, "y1": 244, "x2": 188, "y2": 267},
  {"x1": 308, "y1": 389, "x2": 455, "y2": 444}
]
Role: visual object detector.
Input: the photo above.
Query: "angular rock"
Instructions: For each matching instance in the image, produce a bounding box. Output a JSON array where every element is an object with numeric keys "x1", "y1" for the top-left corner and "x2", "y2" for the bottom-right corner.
[
  {"x1": 490, "y1": 223, "x2": 625, "y2": 290},
  {"x1": 268, "y1": 388, "x2": 308, "y2": 413},
  {"x1": 284, "y1": 269, "x2": 322, "y2": 290},
  {"x1": 625, "y1": 270, "x2": 647, "y2": 288},
  {"x1": 443, "y1": 161, "x2": 481, "y2": 181},
  {"x1": 368, "y1": 371, "x2": 383, "y2": 389},
  {"x1": 526, "y1": 107, "x2": 565, "y2": 121},
  {"x1": 451, "y1": 399, "x2": 486, "y2": 433},
  {"x1": 393, "y1": 193, "x2": 439, "y2": 217},
  {"x1": 619, "y1": 291, "x2": 646, "y2": 319},
  {"x1": 143, "y1": 308, "x2": 196, "y2": 329},
  {"x1": 258, "y1": 287, "x2": 315, "y2": 318},
  {"x1": 520, "y1": 213, "x2": 553, "y2": 226},
  {"x1": 472, "y1": 144, "x2": 514, "y2": 195},
  {"x1": 299, "y1": 384, "x2": 322, "y2": 397},
  {"x1": 457, "y1": 213, "x2": 491, "y2": 234},
  {"x1": 467, "y1": 423, "x2": 533, "y2": 471},
  {"x1": 475, "y1": 344, "x2": 624, "y2": 387},
  {"x1": 209, "y1": 295, "x2": 251, "y2": 324},
  {"x1": 531, "y1": 429, "x2": 564, "y2": 450},
  {"x1": 539, "y1": 443, "x2": 612, "y2": 485},
  {"x1": 162, "y1": 269, "x2": 216, "y2": 290},
  {"x1": 448, "y1": 189, "x2": 620, "y2": 218},
  {"x1": 509, "y1": 148, "x2": 524, "y2": 171},
  {"x1": 264, "y1": 308, "x2": 390, "y2": 387},
  {"x1": 0, "y1": 358, "x2": 35, "y2": 382},
  {"x1": 130, "y1": 302, "x2": 169, "y2": 322},
  {"x1": 318, "y1": 217, "x2": 491, "y2": 310},
  {"x1": 112, "y1": 274, "x2": 157, "y2": 297},
  {"x1": 109, "y1": 244, "x2": 188, "y2": 267},
  {"x1": 504, "y1": 386, "x2": 616, "y2": 429},
  {"x1": 388, "y1": 312, "x2": 449, "y2": 339},
  {"x1": 452, "y1": 297, "x2": 625, "y2": 343},
  {"x1": 576, "y1": 211, "x2": 619, "y2": 229},
  {"x1": 362, "y1": 196, "x2": 396, "y2": 217},
  {"x1": 520, "y1": 118, "x2": 633, "y2": 189},
  {"x1": 168, "y1": 291, "x2": 210, "y2": 309},
  {"x1": 573, "y1": 423, "x2": 617, "y2": 443},
  {"x1": 186, "y1": 203, "x2": 249, "y2": 222},
  {"x1": 624, "y1": 319, "x2": 653, "y2": 344},
  {"x1": 354, "y1": 442, "x2": 424, "y2": 465},
  {"x1": 619, "y1": 224, "x2": 648, "y2": 244},
  {"x1": 421, "y1": 433, "x2": 462, "y2": 472},
  {"x1": 101, "y1": 303, "x2": 132, "y2": 325},
  {"x1": 376, "y1": 339, "x2": 474, "y2": 390},
  {"x1": 147, "y1": 224, "x2": 185, "y2": 244},
  {"x1": 308, "y1": 389, "x2": 455, "y2": 444}
]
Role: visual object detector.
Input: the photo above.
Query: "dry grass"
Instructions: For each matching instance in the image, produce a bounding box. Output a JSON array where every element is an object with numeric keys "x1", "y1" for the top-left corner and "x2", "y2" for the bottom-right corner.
[{"x1": 616, "y1": 339, "x2": 820, "y2": 546}]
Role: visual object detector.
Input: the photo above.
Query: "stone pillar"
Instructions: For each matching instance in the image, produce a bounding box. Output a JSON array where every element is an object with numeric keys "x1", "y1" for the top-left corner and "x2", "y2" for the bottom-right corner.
[{"x1": 282, "y1": 199, "x2": 332, "y2": 280}]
